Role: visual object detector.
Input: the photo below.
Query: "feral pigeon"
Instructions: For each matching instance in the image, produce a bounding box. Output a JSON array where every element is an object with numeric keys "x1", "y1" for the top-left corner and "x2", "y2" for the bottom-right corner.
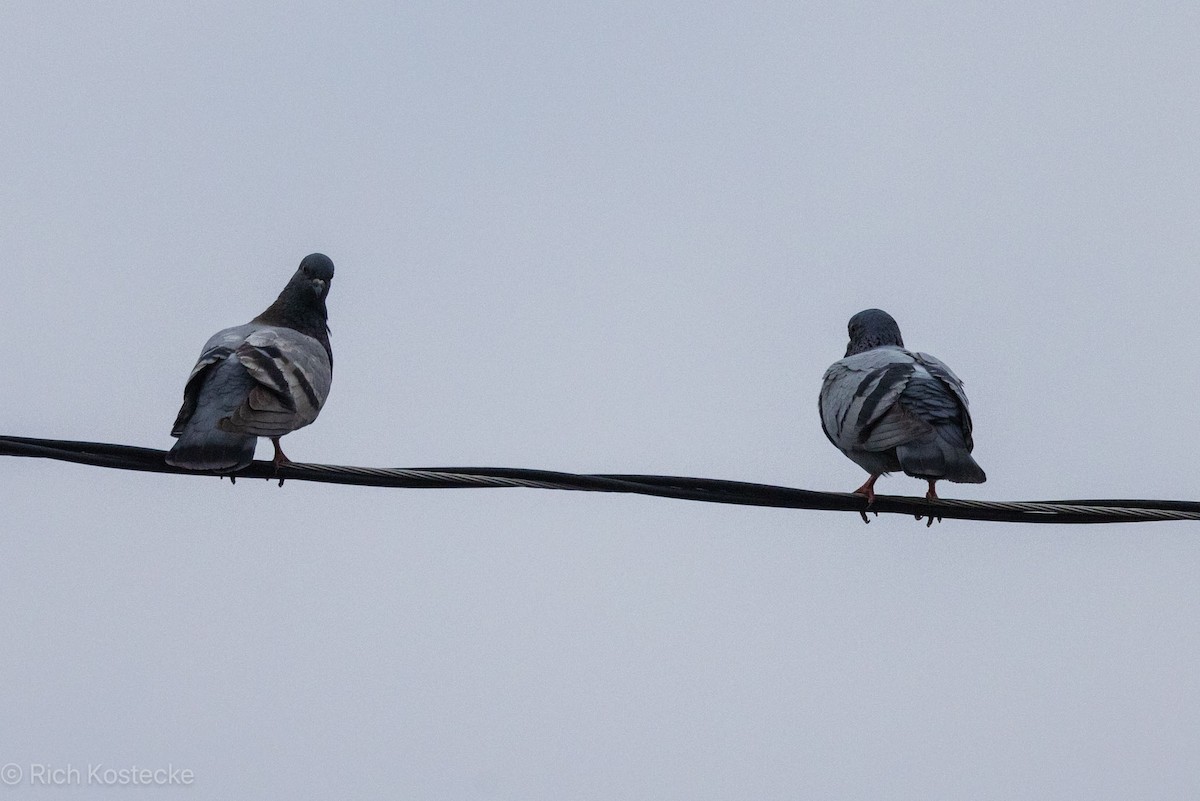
[
  {"x1": 166, "y1": 253, "x2": 335, "y2": 472},
  {"x1": 819, "y1": 308, "x2": 985, "y2": 506}
]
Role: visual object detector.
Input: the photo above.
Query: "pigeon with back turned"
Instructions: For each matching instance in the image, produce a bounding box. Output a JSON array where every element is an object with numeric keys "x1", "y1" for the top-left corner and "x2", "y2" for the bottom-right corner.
[
  {"x1": 166, "y1": 253, "x2": 335, "y2": 473},
  {"x1": 819, "y1": 309, "x2": 985, "y2": 515}
]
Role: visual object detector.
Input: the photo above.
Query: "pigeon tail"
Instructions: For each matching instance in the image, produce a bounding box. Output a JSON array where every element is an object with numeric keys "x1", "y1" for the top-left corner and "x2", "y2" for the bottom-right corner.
[
  {"x1": 166, "y1": 429, "x2": 256, "y2": 471},
  {"x1": 167, "y1": 354, "x2": 260, "y2": 471},
  {"x1": 895, "y1": 424, "x2": 987, "y2": 485}
]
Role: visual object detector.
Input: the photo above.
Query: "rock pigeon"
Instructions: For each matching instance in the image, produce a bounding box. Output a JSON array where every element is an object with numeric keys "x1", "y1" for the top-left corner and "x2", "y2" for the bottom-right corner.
[
  {"x1": 166, "y1": 253, "x2": 335, "y2": 472},
  {"x1": 819, "y1": 308, "x2": 985, "y2": 508}
]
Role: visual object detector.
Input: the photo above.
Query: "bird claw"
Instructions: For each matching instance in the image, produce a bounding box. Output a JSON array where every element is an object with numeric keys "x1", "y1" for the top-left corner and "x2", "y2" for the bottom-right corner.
[
  {"x1": 270, "y1": 437, "x2": 291, "y2": 487},
  {"x1": 852, "y1": 474, "x2": 881, "y2": 524},
  {"x1": 918, "y1": 480, "x2": 942, "y2": 526}
]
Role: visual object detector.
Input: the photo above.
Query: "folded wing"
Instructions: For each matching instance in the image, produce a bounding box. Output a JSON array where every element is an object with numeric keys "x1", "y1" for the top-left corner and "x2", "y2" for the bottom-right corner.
[
  {"x1": 167, "y1": 324, "x2": 332, "y2": 471},
  {"x1": 220, "y1": 327, "x2": 332, "y2": 437},
  {"x1": 820, "y1": 348, "x2": 925, "y2": 452},
  {"x1": 819, "y1": 346, "x2": 984, "y2": 484}
]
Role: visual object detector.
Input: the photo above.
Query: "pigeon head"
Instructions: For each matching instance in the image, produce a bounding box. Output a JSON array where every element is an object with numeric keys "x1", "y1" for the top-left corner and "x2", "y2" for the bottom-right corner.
[
  {"x1": 845, "y1": 308, "x2": 904, "y2": 356},
  {"x1": 254, "y1": 253, "x2": 335, "y2": 358},
  {"x1": 297, "y1": 252, "x2": 335, "y2": 299}
]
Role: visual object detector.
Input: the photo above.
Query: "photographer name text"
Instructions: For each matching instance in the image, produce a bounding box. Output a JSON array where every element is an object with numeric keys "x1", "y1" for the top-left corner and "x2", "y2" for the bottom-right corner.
[{"x1": 2, "y1": 762, "x2": 194, "y2": 787}]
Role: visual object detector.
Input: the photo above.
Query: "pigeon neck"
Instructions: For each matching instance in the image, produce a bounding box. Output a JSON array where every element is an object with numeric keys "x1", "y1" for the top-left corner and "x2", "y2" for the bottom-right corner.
[
  {"x1": 254, "y1": 287, "x2": 332, "y2": 364},
  {"x1": 846, "y1": 333, "x2": 904, "y2": 357}
]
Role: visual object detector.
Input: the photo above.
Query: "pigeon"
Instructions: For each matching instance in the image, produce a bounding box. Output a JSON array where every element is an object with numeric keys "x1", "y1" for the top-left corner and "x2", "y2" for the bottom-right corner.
[
  {"x1": 819, "y1": 309, "x2": 985, "y2": 513},
  {"x1": 166, "y1": 253, "x2": 335, "y2": 473}
]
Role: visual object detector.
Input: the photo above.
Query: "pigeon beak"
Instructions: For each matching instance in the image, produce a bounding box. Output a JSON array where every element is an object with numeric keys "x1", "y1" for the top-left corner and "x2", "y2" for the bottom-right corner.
[{"x1": 310, "y1": 278, "x2": 327, "y2": 294}]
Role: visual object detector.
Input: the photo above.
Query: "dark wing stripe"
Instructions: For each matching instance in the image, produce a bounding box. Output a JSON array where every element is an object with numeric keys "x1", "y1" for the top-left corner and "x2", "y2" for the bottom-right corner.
[
  {"x1": 243, "y1": 348, "x2": 290, "y2": 393},
  {"x1": 291, "y1": 366, "x2": 321, "y2": 411},
  {"x1": 237, "y1": 344, "x2": 296, "y2": 411},
  {"x1": 854, "y1": 363, "x2": 911, "y2": 435}
]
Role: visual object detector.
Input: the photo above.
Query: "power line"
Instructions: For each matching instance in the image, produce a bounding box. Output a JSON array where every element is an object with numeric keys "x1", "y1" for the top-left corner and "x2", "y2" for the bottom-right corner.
[{"x1": 2, "y1": 434, "x2": 1198, "y2": 525}]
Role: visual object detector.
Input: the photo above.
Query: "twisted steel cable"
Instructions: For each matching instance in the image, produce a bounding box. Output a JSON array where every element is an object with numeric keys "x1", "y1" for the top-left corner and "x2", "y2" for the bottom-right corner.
[{"x1": 3, "y1": 434, "x2": 1199, "y2": 525}]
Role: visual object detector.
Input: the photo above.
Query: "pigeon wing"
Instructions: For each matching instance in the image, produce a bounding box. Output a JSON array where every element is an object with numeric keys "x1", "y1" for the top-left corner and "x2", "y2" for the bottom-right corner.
[
  {"x1": 222, "y1": 326, "x2": 332, "y2": 437},
  {"x1": 820, "y1": 348, "x2": 932, "y2": 452},
  {"x1": 912, "y1": 352, "x2": 975, "y2": 446},
  {"x1": 170, "y1": 326, "x2": 261, "y2": 436}
]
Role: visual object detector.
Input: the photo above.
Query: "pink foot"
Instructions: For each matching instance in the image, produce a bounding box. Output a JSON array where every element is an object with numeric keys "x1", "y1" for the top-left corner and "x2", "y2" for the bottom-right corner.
[
  {"x1": 853, "y1": 474, "x2": 880, "y2": 504},
  {"x1": 921, "y1": 480, "x2": 942, "y2": 527},
  {"x1": 271, "y1": 437, "x2": 291, "y2": 486},
  {"x1": 853, "y1": 474, "x2": 881, "y2": 523}
]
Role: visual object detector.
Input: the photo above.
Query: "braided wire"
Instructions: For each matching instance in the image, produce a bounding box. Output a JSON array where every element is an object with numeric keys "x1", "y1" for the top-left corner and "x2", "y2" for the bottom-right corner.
[{"x1": 3, "y1": 435, "x2": 1198, "y2": 524}]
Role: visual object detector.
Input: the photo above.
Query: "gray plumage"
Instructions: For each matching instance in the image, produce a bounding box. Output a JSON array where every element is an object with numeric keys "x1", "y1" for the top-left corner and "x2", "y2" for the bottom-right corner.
[
  {"x1": 166, "y1": 253, "x2": 335, "y2": 472},
  {"x1": 819, "y1": 309, "x2": 985, "y2": 500}
]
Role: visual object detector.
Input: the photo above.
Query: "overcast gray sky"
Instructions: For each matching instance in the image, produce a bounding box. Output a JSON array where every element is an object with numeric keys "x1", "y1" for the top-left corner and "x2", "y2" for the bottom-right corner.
[{"x1": 4, "y1": 1, "x2": 1200, "y2": 798}]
